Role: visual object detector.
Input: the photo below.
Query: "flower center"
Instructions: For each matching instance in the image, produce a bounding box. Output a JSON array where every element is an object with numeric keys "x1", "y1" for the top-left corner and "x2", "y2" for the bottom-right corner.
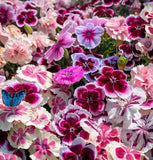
[
  {"x1": 65, "y1": 71, "x2": 72, "y2": 76},
  {"x1": 145, "y1": 41, "x2": 152, "y2": 49}
]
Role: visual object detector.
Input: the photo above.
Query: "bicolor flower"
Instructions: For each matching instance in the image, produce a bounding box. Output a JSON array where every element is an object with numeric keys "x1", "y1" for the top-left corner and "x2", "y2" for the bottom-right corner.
[
  {"x1": 16, "y1": 10, "x2": 38, "y2": 27},
  {"x1": 74, "y1": 83, "x2": 105, "y2": 116},
  {"x1": 75, "y1": 23, "x2": 104, "y2": 49},
  {"x1": 97, "y1": 66, "x2": 129, "y2": 98}
]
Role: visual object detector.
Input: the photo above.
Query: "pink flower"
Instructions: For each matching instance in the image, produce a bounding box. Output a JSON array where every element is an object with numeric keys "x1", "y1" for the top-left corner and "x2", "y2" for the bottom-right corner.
[
  {"x1": 2, "y1": 36, "x2": 33, "y2": 65},
  {"x1": 29, "y1": 131, "x2": 61, "y2": 160},
  {"x1": 97, "y1": 66, "x2": 129, "y2": 98},
  {"x1": 8, "y1": 122, "x2": 39, "y2": 149},
  {"x1": 130, "y1": 64, "x2": 153, "y2": 97},
  {"x1": 105, "y1": 16, "x2": 131, "y2": 42},
  {"x1": 44, "y1": 32, "x2": 75, "y2": 63},
  {"x1": 26, "y1": 106, "x2": 51, "y2": 129},
  {"x1": 0, "y1": 153, "x2": 20, "y2": 160},
  {"x1": 16, "y1": 65, "x2": 52, "y2": 90},
  {"x1": 53, "y1": 66, "x2": 84, "y2": 85},
  {"x1": 105, "y1": 141, "x2": 148, "y2": 160},
  {"x1": 38, "y1": 10, "x2": 57, "y2": 35}
]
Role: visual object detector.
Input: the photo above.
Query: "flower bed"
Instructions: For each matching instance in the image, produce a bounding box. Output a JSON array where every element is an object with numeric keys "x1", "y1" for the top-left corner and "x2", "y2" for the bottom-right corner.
[{"x1": 0, "y1": 0, "x2": 153, "y2": 159}]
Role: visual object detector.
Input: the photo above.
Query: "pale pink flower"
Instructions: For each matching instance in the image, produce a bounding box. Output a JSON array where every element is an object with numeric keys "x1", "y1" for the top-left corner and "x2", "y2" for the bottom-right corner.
[
  {"x1": 105, "y1": 16, "x2": 131, "y2": 42},
  {"x1": 0, "y1": 47, "x2": 6, "y2": 68},
  {"x1": 53, "y1": 66, "x2": 84, "y2": 85},
  {"x1": 16, "y1": 65, "x2": 52, "y2": 90},
  {"x1": 0, "y1": 102, "x2": 32, "y2": 131},
  {"x1": 130, "y1": 64, "x2": 153, "y2": 97},
  {"x1": 29, "y1": 131, "x2": 61, "y2": 160},
  {"x1": 26, "y1": 106, "x2": 51, "y2": 129},
  {"x1": 28, "y1": 31, "x2": 53, "y2": 50},
  {"x1": 38, "y1": 9, "x2": 57, "y2": 36},
  {"x1": 8, "y1": 122, "x2": 39, "y2": 149},
  {"x1": 2, "y1": 36, "x2": 33, "y2": 65}
]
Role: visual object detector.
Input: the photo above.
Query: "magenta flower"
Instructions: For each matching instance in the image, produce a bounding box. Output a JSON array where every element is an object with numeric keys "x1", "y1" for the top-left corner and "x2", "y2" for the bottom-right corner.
[
  {"x1": 53, "y1": 66, "x2": 84, "y2": 85},
  {"x1": 97, "y1": 66, "x2": 129, "y2": 98},
  {"x1": 4, "y1": 82, "x2": 43, "y2": 106},
  {"x1": 44, "y1": 32, "x2": 75, "y2": 63},
  {"x1": 52, "y1": 104, "x2": 91, "y2": 145},
  {"x1": 75, "y1": 23, "x2": 104, "y2": 49},
  {"x1": 126, "y1": 15, "x2": 147, "y2": 39},
  {"x1": 73, "y1": 83, "x2": 105, "y2": 116},
  {"x1": 103, "y1": 0, "x2": 121, "y2": 6},
  {"x1": 71, "y1": 53, "x2": 100, "y2": 74},
  {"x1": 60, "y1": 137, "x2": 97, "y2": 160},
  {"x1": 0, "y1": 3, "x2": 14, "y2": 25},
  {"x1": 16, "y1": 10, "x2": 38, "y2": 27}
]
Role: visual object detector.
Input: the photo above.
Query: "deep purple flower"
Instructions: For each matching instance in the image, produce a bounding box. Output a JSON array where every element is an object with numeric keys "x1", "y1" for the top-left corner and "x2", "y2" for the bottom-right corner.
[
  {"x1": 103, "y1": 0, "x2": 121, "y2": 6},
  {"x1": 44, "y1": 32, "x2": 75, "y2": 63},
  {"x1": 16, "y1": 9, "x2": 38, "y2": 27},
  {"x1": 93, "y1": 5, "x2": 114, "y2": 17},
  {"x1": 4, "y1": 82, "x2": 43, "y2": 106},
  {"x1": 74, "y1": 83, "x2": 105, "y2": 116},
  {"x1": 60, "y1": 137, "x2": 97, "y2": 160},
  {"x1": 101, "y1": 55, "x2": 118, "y2": 70},
  {"x1": 52, "y1": 105, "x2": 91, "y2": 145},
  {"x1": 71, "y1": 53, "x2": 100, "y2": 74},
  {"x1": 126, "y1": 15, "x2": 147, "y2": 39},
  {"x1": 97, "y1": 66, "x2": 129, "y2": 98},
  {"x1": 119, "y1": 43, "x2": 141, "y2": 70},
  {"x1": 0, "y1": 3, "x2": 14, "y2": 25},
  {"x1": 75, "y1": 23, "x2": 104, "y2": 49}
]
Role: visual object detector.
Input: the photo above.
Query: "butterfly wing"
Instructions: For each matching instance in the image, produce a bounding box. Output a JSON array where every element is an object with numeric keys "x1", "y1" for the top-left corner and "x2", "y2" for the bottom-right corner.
[
  {"x1": 12, "y1": 90, "x2": 26, "y2": 107},
  {"x1": 1, "y1": 90, "x2": 12, "y2": 107}
]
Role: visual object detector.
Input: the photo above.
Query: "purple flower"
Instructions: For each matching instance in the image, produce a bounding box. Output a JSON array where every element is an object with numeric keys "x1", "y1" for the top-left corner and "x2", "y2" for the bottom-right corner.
[
  {"x1": 103, "y1": 0, "x2": 121, "y2": 6},
  {"x1": 73, "y1": 83, "x2": 105, "y2": 116},
  {"x1": 60, "y1": 137, "x2": 97, "y2": 160},
  {"x1": 52, "y1": 104, "x2": 91, "y2": 145},
  {"x1": 126, "y1": 15, "x2": 147, "y2": 39},
  {"x1": 44, "y1": 32, "x2": 75, "y2": 63},
  {"x1": 101, "y1": 55, "x2": 118, "y2": 70},
  {"x1": 53, "y1": 66, "x2": 84, "y2": 85},
  {"x1": 0, "y1": 3, "x2": 14, "y2": 25},
  {"x1": 97, "y1": 66, "x2": 129, "y2": 98},
  {"x1": 16, "y1": 9, "x2": 38, "y2": 27},
  {"x1": 71, "y1": 53, "x2": 100, "y2": 74},
  {"x1": 75, "y1": 23, "x2": 104, "y2": 49},
  {"x1": 93, "y1": 5, "x2": 114, "y2": 17}
]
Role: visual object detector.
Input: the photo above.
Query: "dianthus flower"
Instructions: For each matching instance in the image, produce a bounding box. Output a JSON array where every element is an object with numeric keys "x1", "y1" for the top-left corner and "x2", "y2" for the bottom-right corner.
[
  {"x1": 53, "y1": 66, "x2": 84, "y2": 85},
  {"x1": 105, "y1": 16, "x2": 131, "y2": 42},
  {"x1": 75, "y1": 23, "x2": 104, "y2": 49},
  {"x1": 97, "y1": 66, "x2": 129, "y2": 98},
  {"x1": 102, "y1": 0, "x2": 121, "y2": 6},
  {"x1": 2, "y1": 36, "x2": 33, "y2": 65}
]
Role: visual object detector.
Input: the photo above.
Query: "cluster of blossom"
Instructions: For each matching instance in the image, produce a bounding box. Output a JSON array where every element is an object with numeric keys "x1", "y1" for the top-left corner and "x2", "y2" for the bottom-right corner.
[{"x1": 0, "y1": 0, "x2": 153, "y2": 160}]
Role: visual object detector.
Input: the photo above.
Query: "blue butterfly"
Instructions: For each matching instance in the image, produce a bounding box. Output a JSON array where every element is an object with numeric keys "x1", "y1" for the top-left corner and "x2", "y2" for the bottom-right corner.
[{"x1": 1, "y1": 90, "x2": 26, "y2": 107}]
